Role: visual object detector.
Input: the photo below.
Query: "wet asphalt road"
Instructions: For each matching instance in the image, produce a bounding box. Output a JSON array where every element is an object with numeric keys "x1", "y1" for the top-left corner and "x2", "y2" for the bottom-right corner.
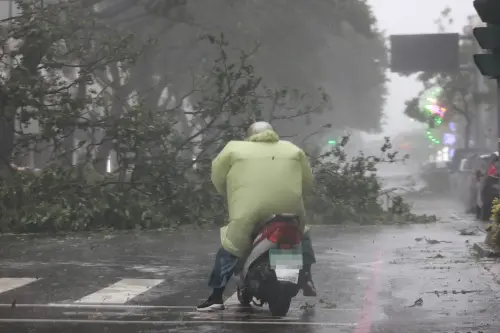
[{"x1": 0, "y1": 198, "x2": 499, "y2": 332}]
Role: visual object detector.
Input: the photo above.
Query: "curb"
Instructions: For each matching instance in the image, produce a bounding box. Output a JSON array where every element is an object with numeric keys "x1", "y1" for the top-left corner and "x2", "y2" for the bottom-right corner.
[{"x1": 473, "y1": 242, "x2": 500, "y2": 258}]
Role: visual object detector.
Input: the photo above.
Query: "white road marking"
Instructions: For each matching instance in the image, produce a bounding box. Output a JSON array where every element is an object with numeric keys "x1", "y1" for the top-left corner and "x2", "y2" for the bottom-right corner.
[
  {"x1": 186, "y1": 311, "x2": 302, "y2": 320},
  {"x1": 0, "y1": 318, "x2": 357, "y2": 326},
  {"x1": 74, "y1": 279, "x2": 164, "y2": 304},
  {"x1": 325, "y1": 251, "x2": 357, "y2": 256},
  {"x1": 348, "y1": 260, "x2": 384, "y2": 271},
  {"x1": 0, "y1": 278, "x2": 38, "y2": 294},
  {"x1": 0, "y1": 303, "x2": 193, "y2": 309}
]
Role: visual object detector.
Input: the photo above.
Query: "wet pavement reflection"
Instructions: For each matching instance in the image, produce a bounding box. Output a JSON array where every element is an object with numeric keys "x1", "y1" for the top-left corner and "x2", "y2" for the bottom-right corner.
[{"x1": 0, "y1": 198, "x2": 499, "y2": 332}]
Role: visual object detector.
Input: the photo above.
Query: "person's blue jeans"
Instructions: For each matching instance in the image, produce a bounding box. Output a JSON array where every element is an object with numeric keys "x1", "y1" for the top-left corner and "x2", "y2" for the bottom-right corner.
[{"x1": 208, "y1": 231, "x2": 316, "y2": 289}]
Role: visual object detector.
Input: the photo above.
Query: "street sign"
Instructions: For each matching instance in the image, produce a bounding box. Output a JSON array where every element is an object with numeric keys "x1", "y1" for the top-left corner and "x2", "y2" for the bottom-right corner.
[{"x1": 390, "y1": 33, "x2": 459, "y2": 73}]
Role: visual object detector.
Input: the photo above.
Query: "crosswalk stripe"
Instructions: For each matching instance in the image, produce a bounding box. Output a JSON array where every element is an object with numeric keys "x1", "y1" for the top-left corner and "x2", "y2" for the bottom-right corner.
[
  {"x1": 74, "y1": 279, "x2": 164, "y2": 304},
  {"x1": 0, "y1": 278, "x2": 38, "y2": 294}
]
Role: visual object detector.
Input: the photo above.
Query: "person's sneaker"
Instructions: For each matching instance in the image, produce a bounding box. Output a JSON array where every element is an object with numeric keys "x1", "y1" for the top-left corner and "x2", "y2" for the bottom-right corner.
[{"x1": 196, "y1": 297, "x2": 225, "y2": 312}]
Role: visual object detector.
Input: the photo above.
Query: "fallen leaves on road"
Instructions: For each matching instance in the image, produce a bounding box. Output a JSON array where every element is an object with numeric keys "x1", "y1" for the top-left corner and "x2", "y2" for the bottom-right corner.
[
  {"x1": 424, "y1": 237, "x2": 452, "y2": 244},
  {"x1": 408, "y1": 297, "x2": 423, "y2": 307},
  {"x1": 318, "y1": 298, "x2": 337, "y2": 308},
  {"x1": 426, "y1": 253, "x2": 445, "y2": 258},
  {"x1": 300, "y1": 299, "x2": 337, "y2": 310},
  {"x1": 87, "y1": 313, "x2": 105, "y2": 320},
  {"x1": 459, "y1": 228, "x2": 478, "y2": 236},
  {"x1": 300, "y1": 302, "x2": 315, "y2": 310},
  {"x1": 428, "y1": 289, "x2": 482, "y2": 296}
]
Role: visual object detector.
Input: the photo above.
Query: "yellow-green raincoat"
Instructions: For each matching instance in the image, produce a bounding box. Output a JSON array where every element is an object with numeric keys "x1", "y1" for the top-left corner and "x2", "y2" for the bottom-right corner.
[{"x1": 211, "y1": 130, "x2": 313, "y2": 258}]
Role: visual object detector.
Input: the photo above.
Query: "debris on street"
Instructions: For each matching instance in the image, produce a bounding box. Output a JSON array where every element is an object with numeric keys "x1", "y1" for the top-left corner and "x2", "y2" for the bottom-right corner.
[
  {"x1": 408, "y1": 297, "x2": 423, "y2": 307},
  {"x1": 425, "y1": 237, "x2": 452, "y2": 244}
]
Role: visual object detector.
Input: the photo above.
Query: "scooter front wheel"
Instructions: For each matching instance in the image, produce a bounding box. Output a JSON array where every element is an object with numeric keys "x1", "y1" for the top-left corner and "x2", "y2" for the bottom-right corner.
[{"x1": 237, "y1": 286, "x2": 252, "y2": 306}]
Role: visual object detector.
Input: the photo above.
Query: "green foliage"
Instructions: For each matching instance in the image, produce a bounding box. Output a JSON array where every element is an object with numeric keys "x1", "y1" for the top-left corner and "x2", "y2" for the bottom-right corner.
[
  {"x1": 0, "y1": 2, "x2": 425, "y2": 233},
  {"x1": 404, "y1": 97, "x2": 428, "y2": 123},
  {"x1": 305, "y1": 137, "x2": 434, "y2": 225},
  {"x1": 0, "y1": 136, "x2": 433, "y2": 232},
  {"x1": 486, "y1": 198, "x2": 500, "y2": 247}
]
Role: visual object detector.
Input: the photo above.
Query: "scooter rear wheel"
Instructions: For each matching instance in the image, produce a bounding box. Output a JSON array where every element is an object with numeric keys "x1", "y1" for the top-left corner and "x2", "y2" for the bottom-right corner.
[
  {"x1": 268, "y1": 283, "x2": 292, "y2": 316},
  {"x1": 268, "y1": 294, "x2": 292, "y2": 316}
]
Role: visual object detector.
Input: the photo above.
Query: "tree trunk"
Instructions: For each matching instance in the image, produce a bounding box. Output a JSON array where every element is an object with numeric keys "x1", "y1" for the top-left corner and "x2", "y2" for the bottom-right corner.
[
  {"x1": 0, "y1": 32, "x2": 49, "y2": 172},
  {"x1": 59, "y1": 79, "x2": 87, "y2": 166},
  {"x1": 464, "y1": 119, "x2": 471, "y2": 149},
  {"x1": 0, "y1": 107, "x2": 14, "y2": 173},
  {"x1": 93, "y1": 64, "x2": 130, "y2": 174}
]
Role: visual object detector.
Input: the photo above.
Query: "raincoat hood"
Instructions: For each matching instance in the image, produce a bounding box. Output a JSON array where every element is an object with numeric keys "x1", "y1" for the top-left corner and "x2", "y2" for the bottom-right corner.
[{"x1": 247, "y1": 130, "x2": 279, "y2": 143}]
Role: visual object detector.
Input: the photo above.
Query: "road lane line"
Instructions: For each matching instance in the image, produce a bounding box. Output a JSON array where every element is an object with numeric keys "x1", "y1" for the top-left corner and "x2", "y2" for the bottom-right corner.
[
  {"x1": 0, "y1": 278, "x2": 38, "y2": 294},
  {"x1": 354, "y1": 251, "x2": 383, "y2": 333},
  {"x1": 74, "y1": 279, "x2": 164, "y2": 304},
  {"x1": 0, "y1": 303, "x2": 193, "y2": 309},
  {"x1": 349, "y1": 260, "x2": 384, "y2": 271},
  {"x1": 0, "y1": 318, "x2": 357, "y2": 326}
]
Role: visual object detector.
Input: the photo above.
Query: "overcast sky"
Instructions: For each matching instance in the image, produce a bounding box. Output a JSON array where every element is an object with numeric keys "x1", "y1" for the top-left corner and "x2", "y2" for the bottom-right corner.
[{"x1": 367, "y1": 0, "x2": 476, "y2": 138}]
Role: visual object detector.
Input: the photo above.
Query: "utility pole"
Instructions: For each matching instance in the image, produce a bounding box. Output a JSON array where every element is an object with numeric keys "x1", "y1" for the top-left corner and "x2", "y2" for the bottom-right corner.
[
  {"x1": 497, "y1": 77, "x2": 500, "y2": 153},
  {"x1": 472, "y1": 0, "x2": 500, "y2": 155},
  {"x1": 473, "y1": 33, "x2": 490, "y2": 150}
]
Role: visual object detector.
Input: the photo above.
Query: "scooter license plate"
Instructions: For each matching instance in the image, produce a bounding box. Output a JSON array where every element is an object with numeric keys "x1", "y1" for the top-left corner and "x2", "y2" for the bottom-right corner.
[
  {"x1": 269, "y1": 248, "x2": 303, "y2": 284},
  {"x1": 274, "y1": 268, "x2": 300, "y2": 284}
]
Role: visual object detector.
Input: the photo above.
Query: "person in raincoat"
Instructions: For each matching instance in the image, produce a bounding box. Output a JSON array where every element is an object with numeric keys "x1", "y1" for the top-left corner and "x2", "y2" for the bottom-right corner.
[{"x1": 196, "y1": 121, "x2": 317, "y2": 312}]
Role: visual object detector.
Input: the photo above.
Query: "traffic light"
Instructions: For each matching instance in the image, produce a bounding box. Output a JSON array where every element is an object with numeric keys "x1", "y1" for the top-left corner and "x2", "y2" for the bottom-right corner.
[
  {"x1": 473, "y1": 0, "x2": 500, "y2": 77},
  {"x1": 327, "y1": 140, "x2": 336, "y2": 145}
]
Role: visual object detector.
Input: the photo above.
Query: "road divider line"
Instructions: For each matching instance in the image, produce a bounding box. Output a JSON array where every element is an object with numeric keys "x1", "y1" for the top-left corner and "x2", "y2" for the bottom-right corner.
[
  {"x1": 0, "y1": 303, "x2": 193, "y2": 309},
  {"x1": 349, "y1": 261, "x2": 384, "y2": 271},
  {"x1": 74, "y1": 279, "x2": 164, "y2": 304},
  {"x1": 354, "y1": 251, "x2": 383, "y2": 333},
  {"x1": 0, "y1": 318, "x2": 357, "y2": 326},
  {"x1": 0, "y1": 302, "x2": 361, "y2": 312},
  {"x1": 0, "y1": 278, "x2": 38, "y2": 294}
]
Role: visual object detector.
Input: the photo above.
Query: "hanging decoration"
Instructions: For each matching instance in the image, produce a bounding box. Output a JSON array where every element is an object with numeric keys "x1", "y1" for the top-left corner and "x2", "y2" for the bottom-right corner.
[
  {"x1": 418, "y1": 86, "x2": 447, "y2": 145},
  {"x1": 426, "y1": 129, "x2": 440, "y2": 144}
]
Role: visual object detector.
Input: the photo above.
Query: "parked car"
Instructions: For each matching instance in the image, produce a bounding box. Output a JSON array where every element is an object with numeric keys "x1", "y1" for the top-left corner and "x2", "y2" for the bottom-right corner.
[
  {"x1": 456, "y1": 154, "x2": 481, "y2": 213},
  {"x1": 476, "y1": 152, "x2": 499, "y2": 221},
  {"x1": 449, "y1": 150, "x2": 487, "y2": 208},
  {"x1": 420, "y1": 161, "x2": 449, "y2": 192},
  {"x1": 448, "y1": 148, "x2": 485, "y2": 174}
]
